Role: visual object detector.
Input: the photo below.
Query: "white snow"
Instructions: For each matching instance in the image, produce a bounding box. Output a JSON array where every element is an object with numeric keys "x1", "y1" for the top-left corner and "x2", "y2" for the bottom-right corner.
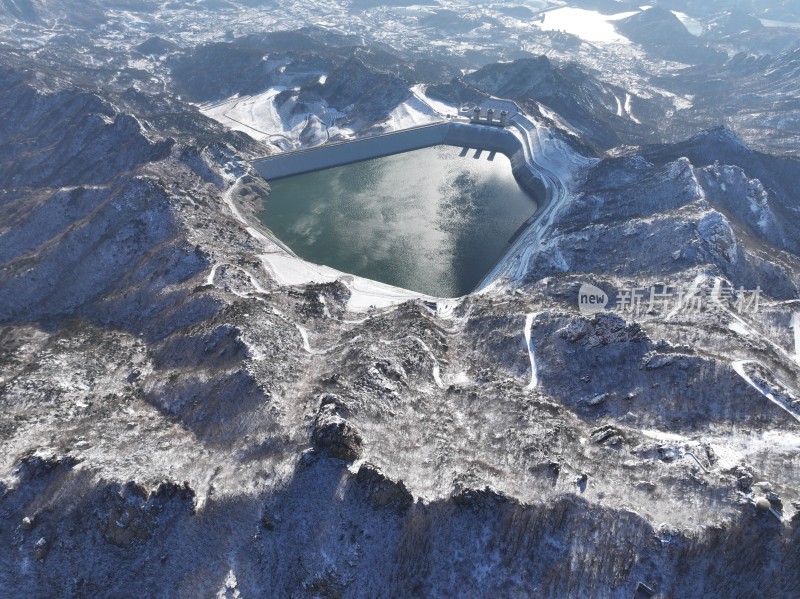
[
  {"x1": 728, "y1": 321, "x2": 751, "y2": 337},
  {"x1": 205, "y1": 262, "x2": 269, "y2": 296},
  {"x1": 199, "y1": 87, "x2": 352, "y2": 148},
  {"x1": 524, "y1": 313, "x2": 538, "y2": 390},
  {"x1": 296, "y1": 324, "x2": 312, "y2": 354},
  {"x1": 127, "y1": 58, "x2": 153, "y2": 71},
  {"x1": 670, "y1": 11, "x2": 703, "y2": 36},
  {"x1": 435, "y1": 298, "x2": 463, "y2": 320},
  {"x1": 206, "y1": 262, "x2": 221, "y2": 286},
  {"x1": 624, "y1": 93, "x2": 641, "y2": 124},
  {"x1": 293, "y1": 317, "x2": 360, "y2": 354},
  {"x1": 411, "y1": 84, "x2": 459, "y2": 117},
  {"x1": 216, "y1": 570, "x2": 241, "y2": 599},
  {"x1": 258, "y1": 252, "x2": 339, "y2": 287},
  {"x1": 259, "y1": 252, "x2": 435, "y2": 311},
  {"x1": 452, "y1": 371, "x2": 471, "y2": 385},
  {"x1": 379, "y1": 96, "x2": 440, "y2": 131},
  {"x1": 761, "y1": 19, "x2": 800, "y2": 29},
  {"x1": 244, "y1": 270, "x2": 271, "y2": 295},
  {"x1": 409, "y1": 336, "x2": 445, "y2": 389},
  {"x1": 640, "y1": 428, "x2": 690, "y2": 443},
  {"x1": 199, "y1": 89, "x2": 288, "y2": 142},
  {"x1": 793, "y1": 312, "x2": 800, "y2": 365},
  {"x1": 201, "y1": 83, "x2": 460, "y2": 150}
]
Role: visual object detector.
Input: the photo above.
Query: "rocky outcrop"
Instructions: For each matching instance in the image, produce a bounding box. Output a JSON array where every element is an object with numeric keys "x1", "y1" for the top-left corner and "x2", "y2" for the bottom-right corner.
[
  {"x1": 312, "y1": 402, "x2": 363, "y2": 462},
  {"x1": 0, "y1": 175, "x2": 216, "y2": 334},
  {"x1": 355, "y1": 463, "x2": 413, "y2": 512},
  {"x1": 453, "y1": 485, "x2": 512, "y2": 510},
  {"x1": 100, "y1": 480, "x2": 196, "y2": 548}
]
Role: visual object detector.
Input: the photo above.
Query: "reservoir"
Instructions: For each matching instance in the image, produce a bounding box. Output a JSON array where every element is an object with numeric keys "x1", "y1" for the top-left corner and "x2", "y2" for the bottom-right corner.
[{"x1": 257, "y1": 144, "x2": 538, "y2": 297}]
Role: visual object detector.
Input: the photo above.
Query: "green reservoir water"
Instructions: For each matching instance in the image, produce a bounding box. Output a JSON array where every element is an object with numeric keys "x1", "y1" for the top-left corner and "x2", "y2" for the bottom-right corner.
[{"x1": 258, "y1": 145, "x2": 538, "y2": 297}]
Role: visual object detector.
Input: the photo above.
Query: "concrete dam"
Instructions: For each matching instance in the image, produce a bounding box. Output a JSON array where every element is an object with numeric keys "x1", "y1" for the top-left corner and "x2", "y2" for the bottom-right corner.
[{"x1": 251, "y1": 120, "x2": 547, "y2": 203}]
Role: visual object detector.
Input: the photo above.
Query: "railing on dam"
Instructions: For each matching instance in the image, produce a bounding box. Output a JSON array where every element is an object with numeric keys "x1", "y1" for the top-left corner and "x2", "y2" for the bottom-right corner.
[
  {"x1": 250, "y1": 119, "x2": 545, "y2": 203},
  {"x1": 252, "y1": 122, "x2": 450, "y2": 180},
  {"x1": 253, "y1": 121, "x2": 519, "y2": 178}
]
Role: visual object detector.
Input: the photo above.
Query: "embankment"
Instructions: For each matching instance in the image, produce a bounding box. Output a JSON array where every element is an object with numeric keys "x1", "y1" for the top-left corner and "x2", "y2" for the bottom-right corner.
[{"x1": 251, "y1": 121, "x2": 546, "y2": 204}]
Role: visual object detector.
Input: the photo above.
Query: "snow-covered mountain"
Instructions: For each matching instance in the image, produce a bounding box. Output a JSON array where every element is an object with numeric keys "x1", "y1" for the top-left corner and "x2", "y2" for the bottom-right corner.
[{"x1": 1, "y1": 1, "x2": 800, "y2": 598}]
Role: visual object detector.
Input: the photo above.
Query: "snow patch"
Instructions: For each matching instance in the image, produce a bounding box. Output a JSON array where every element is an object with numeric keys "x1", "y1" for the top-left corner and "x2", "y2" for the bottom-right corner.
[
  {"x1": 411, "y1": 84, "x2": 459, "y2": 117},
  {"x1": 199, "y1": 87, "x2": 352, "y2": 148},
  {"x1": 378, "y1": 95, "x2": 440, "y2": 131},
  {"x1": 524, "y1": 313, "x2": 538, "y2": 390},
  {"x1": 408, "y1": 336, "x2": 444, "y2": 389},
  {"x1": 435, "y1": 298, "x2": 463, "y2": 319},
  {"x1": 259, "y1": 252, "x2": 434, "y2": 312},
  {"x1": 760, "y1": 18, "x2": 800, "y2": 29},
  {"x1": 640, "y1": 428, "x2": 690, "y2": 443},
  {"x1": 624, "y1": 93, "x2": 641, "y2": 124},
  {"x1": 216, "y1": 570, "x2": 241, "y2": 599},
  {"x1": 670, "y1": 11, "x2": 703, "y2": 36},
  {"x1": 728, "y1": 321, "x2": 750, "y2": 337}
]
